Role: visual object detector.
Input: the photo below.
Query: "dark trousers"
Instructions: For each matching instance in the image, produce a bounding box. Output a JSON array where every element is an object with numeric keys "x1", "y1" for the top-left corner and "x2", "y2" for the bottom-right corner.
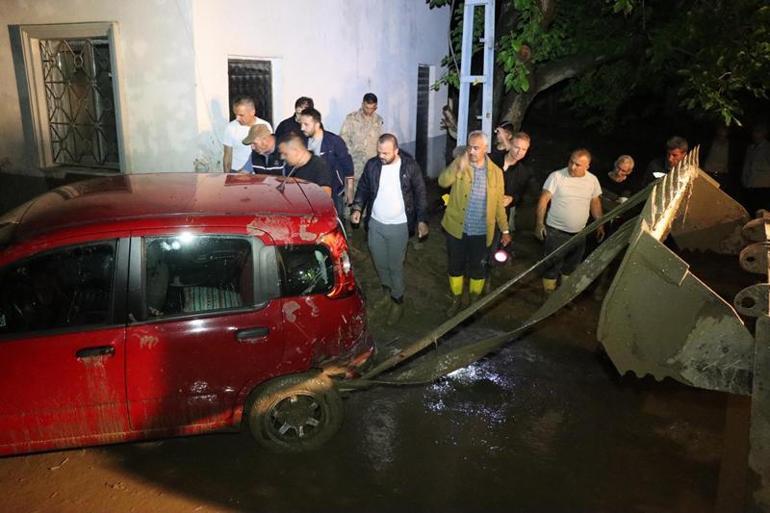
[
  {"x1": 542, "y1": 226, "x2": 585, "y2": 280},
  {"x1": 446, "y1": 232, "x2": 488, "y2": 279}
]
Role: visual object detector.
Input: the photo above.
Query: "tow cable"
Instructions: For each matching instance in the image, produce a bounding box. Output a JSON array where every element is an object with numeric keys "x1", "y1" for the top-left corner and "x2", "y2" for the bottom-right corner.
[{"x1": 337, "y1": 182, "x2": 654, "y2": 393}]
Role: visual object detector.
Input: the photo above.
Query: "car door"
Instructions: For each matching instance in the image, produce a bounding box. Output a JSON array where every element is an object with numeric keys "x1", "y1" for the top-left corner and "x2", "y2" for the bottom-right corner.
[
  {"x1": 0, "y1": 238, "x2": 129, "y2": 454},
  {"x1": 124, "y1": 230, "x2": 285, "y2": 432}
]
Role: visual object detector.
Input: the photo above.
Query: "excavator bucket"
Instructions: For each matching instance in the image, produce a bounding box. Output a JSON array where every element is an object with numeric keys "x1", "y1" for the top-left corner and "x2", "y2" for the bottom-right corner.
[{"x1": 597, "y1": 148, "x2": 757, "y2": 395}]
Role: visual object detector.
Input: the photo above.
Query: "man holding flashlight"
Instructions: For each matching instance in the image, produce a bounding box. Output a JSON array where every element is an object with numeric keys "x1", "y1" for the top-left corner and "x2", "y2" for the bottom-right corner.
[{"x1": 439, "y1": 130, "x2": 511, "y2": 317}]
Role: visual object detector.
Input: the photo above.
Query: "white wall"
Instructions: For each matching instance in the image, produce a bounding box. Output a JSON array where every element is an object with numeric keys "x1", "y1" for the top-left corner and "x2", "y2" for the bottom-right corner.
[
  {"x1": 192, "y1": 0, "x2": 450, "y2": 174},
  {"x1": 0, "y1": 0, "x2": 199, "y2": 174},
  {"x1": 0, "y1": 0, "x2": 450, "y2": 175}
]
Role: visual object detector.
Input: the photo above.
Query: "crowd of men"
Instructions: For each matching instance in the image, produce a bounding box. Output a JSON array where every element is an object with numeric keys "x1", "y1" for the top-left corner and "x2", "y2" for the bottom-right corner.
[{"x1": 222, "y1": 94, "x2": 770, "y2": 322}]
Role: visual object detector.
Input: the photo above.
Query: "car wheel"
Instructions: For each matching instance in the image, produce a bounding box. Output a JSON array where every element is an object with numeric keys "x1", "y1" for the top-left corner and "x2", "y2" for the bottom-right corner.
[{"x1": 246, "y1": 373, "x2": 343, "y2": 452}]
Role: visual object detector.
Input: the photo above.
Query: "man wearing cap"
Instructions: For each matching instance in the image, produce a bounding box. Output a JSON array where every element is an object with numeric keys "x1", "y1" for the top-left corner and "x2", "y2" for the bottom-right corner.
[
  {"x1": 222, "y1": 96, "x2": 272, "y2": 173},
  {"x1": 243, "y1": 124, "x2": 285, "y2": 175}
]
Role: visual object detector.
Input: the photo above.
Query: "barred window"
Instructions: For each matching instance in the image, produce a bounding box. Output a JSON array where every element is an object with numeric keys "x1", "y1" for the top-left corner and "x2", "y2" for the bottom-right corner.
[
  {"x1": 40, "y1": 37, "x2": 119, "y2": 169},
  {"x1": 17, "y1": 23, "x2": 125, "y2": 172}
]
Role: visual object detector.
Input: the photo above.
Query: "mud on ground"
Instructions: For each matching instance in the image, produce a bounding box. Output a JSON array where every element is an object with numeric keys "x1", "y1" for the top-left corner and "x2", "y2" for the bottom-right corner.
[{"x1": 0, "y1": 178, "x2": 754, "y2": 513}]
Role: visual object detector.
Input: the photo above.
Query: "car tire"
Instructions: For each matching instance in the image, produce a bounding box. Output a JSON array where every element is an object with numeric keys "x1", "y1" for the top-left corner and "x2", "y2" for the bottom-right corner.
[{"x1": 246, "y1": 373, "x2": 343, "y2": 453}]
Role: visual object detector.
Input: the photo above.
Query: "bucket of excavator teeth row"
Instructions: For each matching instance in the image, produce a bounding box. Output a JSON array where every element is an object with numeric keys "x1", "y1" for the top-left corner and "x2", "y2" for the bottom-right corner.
[{"x1": 596, "y1": 147, "x2": 760, "y2": 395}]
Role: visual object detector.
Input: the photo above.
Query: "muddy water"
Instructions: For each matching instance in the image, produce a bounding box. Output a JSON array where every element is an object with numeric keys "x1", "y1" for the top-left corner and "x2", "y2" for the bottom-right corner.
[{"x1": 0, "y1": 325, "x2": 730, "y2": 513}]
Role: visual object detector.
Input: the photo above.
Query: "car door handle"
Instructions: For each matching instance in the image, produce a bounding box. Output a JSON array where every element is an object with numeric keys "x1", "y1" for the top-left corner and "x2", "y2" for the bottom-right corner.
[
  {"x1": 236, "y1": 327, "x2": 270, "y2": 342},
  {"x1": 75, "y1": 346, "x2": 116, "y2": 359}
]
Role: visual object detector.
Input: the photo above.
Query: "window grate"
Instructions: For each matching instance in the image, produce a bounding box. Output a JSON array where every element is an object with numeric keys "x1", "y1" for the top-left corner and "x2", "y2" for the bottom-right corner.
[
  {"x1": 228, "y1": 59, "x2": 273, "y2": 126},
  {"x1": 39, "y1": 38, "x2": 119, "y2": 169}
]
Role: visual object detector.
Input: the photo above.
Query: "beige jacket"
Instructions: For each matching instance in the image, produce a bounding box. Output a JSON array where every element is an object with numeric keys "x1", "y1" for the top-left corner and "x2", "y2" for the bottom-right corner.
[{"x1": 340, "y1": 109, "x2": 383, "y2": 180}]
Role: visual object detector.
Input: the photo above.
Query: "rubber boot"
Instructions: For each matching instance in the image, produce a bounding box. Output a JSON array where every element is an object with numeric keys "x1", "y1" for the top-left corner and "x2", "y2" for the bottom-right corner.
[
  {"x1": 542, "y1": 278, "x2": 557, "y2": 295},
  {"x1": 449, "y1": 275, "x2": 464, "y2": 296},
  {"x1": 387, "y1": 296, "x2": 404, "y2": 326},
  {"x1": 469, "y1": 278, "x2": 485, "y2": 304},
  {"x1": 446, "y1": 275, "x2": 464, "y2": 317}
]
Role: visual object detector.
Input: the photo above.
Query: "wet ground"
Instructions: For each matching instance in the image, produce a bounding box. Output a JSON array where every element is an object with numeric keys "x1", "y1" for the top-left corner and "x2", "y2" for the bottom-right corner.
[
  {"x1": 0, "y1": 178, "x2": 755, "y2": 512},
  {"x1": 0, "y1": 328, "x2": 731, "y2": 513}
]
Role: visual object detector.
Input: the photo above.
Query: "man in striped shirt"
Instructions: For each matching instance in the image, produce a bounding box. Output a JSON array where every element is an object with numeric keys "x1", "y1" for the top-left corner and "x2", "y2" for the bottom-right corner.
[
  {"x1": 438, "y1": 130, "x2": 511, "y2": 317},
  {"x1": 242, "y1": 124, "x2": 285, "y2": 176}
]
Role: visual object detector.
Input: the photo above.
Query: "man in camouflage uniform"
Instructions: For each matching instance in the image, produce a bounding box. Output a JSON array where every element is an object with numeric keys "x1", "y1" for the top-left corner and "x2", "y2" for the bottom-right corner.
[{"x1": 340, "y1": 93, "x2": 384, "y2": 184}]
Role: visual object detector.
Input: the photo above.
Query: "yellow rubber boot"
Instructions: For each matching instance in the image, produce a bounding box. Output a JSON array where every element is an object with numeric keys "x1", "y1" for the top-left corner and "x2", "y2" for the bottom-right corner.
[
  {"x1": 447, "y1": 275, "x2": 464, "y2": 317},
  {"x1": 449, "y1": 275, "x2": 464, "y2": 296},
  {"x1": 469, "y1": 278, "x2": 485, "y2": 303},
  {"x1": 542, "y1": 278, "x2": 558, "y2": 294}
]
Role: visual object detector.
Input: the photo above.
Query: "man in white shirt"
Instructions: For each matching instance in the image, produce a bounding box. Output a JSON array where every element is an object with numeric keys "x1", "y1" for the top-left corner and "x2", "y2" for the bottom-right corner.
[
  {"x1": 222, "y1": 96, "x2": 272, "y2": 173},
  {"x1": 535, "y1": 148, "x2": 604, "y2": 294},
  {"x1": 350, "y1": 134, "x2": 428, "y2": 325}
]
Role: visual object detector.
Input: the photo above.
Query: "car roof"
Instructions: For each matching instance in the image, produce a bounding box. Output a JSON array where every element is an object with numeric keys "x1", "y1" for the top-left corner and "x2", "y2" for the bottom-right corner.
[{"x1": 2, "y1": 173, "x2": 331, "y2": 245}]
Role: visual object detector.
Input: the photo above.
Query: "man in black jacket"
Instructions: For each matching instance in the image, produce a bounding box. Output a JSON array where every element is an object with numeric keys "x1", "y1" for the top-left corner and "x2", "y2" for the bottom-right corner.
[
  {"x1": 490, "y1": 128, "x2": 533, "y2": 231},
  {"x1": 351, "y1": 134, "x2": 428, "y2": 325},
  {"x1": 274, "y1": 96, "x2": 313, "y2": 144}
]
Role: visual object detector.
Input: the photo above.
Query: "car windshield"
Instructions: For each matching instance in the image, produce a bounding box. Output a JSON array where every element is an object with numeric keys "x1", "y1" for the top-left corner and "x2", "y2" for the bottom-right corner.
[{"x1": 0, "y1": 199, "x2": 36, "y2": 250}]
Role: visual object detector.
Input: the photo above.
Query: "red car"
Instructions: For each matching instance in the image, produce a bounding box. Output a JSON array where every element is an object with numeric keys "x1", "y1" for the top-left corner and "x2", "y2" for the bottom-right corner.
[{"x1": 0, "y1": 172, "x2": 373, "y2": 455}]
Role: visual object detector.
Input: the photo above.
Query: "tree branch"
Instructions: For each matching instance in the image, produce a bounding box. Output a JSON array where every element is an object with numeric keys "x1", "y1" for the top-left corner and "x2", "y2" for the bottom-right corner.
[
  {"x1": 500, "y1": 52, "x2": 614, "y2": 130},
  {"x1": 533, "y1": 53, "x2": 610, "y2": 94}
]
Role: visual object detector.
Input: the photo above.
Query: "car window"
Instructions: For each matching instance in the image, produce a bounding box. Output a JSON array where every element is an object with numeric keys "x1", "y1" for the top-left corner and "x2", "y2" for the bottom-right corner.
[
  {"x1": 143, "y1": 235, "x2": 256, "y2": 319},
  {"x1": 0, "y1": 242, "x2": 116, "y2": 335},
  {"x1": 278, "y1": 245, "x2": 334, "y2": 296}
]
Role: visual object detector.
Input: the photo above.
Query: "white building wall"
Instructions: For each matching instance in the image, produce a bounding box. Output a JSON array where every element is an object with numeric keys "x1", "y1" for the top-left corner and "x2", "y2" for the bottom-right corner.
[
  {"x1": 0, "y1": 0, "x2": 199, "y2": 174},
  {"x1": 0, "y1": 1, "x2": 450, "y2": 176},
  {"x1": 192, "y1": 0, "x2": 450, "y2": 175}
]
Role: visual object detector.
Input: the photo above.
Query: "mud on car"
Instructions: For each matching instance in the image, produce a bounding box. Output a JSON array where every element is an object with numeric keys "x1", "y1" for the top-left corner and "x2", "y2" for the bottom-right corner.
[{"x1": 0, "y1": 172, "x2": 373, "y2": 455}]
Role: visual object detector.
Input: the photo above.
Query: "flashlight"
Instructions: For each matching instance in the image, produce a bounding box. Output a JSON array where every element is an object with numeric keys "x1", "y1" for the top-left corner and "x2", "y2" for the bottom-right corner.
[{"x1": 492, "y1": 245, "x2": 510, "y2": 265}]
